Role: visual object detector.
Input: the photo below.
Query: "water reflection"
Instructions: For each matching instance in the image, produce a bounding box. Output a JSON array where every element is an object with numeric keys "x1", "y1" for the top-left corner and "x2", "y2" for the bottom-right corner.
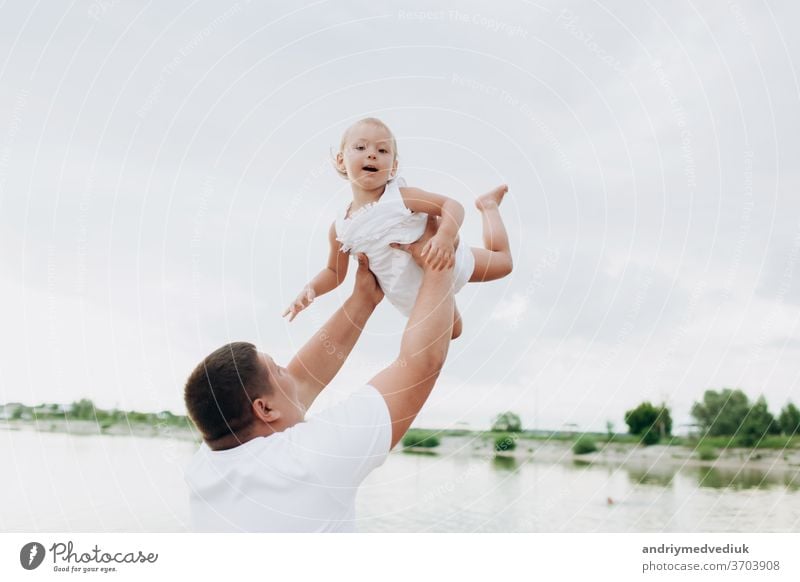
[
  {"x1": 492, "y1": 455, "x2": 519, "y2": 472},
  {"x1": 783, "y1": 471, "x2": 800, "y2": 490},
  {"x1": 693, "y1": 466, "x2": 798, "y2": 490},
  {"x1": 625, "y1": 464, "x2": 676, "y2": 487},
  {"x1": 4, "y1": 429, "x2": 800, "y2": 532},
  {"x1": 401, "y1": 449, "x2": 439, "y2": 457}
]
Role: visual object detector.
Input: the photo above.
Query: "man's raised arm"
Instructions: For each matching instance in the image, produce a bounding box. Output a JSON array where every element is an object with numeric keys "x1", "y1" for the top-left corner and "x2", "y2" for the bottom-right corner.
[
  {"x1": 287, "y1": 255, "x2": 384, "y2": 410},
  {"x1": 369, "y1": 218, "x2": 455, "y2": 448}
]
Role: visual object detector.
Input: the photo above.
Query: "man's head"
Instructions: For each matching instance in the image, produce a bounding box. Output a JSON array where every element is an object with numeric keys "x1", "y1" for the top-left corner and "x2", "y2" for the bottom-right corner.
[{"x1": 184, "y1": 342, "x2": 306, "y2": 449}]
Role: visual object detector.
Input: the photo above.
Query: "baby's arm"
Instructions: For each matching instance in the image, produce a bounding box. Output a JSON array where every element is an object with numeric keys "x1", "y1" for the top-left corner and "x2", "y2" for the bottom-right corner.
[
  {"x1": 283, "y1": 222, "x2": 349, "y2": 321},
  {"x1": 399, "y1": 186, "x2": 465, "y2": 270}
]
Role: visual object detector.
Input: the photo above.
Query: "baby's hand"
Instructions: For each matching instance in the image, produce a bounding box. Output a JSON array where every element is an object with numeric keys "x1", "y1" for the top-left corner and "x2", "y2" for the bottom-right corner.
[
  {"x1": 421, "y1": 233, "x2": 456, "y2": 271},
  {"x1": 282, "y1": 286, "x2": 315, "y2": 322}
]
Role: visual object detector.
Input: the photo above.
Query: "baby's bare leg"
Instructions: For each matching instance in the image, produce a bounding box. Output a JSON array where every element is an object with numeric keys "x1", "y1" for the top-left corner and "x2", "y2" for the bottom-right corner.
[
  {"x1": 470, "y1": 185, "x2": 513, "y2": 282},
  {"x1": 452, "y1": 302, "x2": 462, "y2": 339}
]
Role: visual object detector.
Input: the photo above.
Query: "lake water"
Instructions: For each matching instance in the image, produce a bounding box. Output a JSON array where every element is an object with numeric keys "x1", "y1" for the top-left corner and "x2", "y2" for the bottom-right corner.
[{"x1": 2, "y1": 429, "x2": 799, "y2": 532}]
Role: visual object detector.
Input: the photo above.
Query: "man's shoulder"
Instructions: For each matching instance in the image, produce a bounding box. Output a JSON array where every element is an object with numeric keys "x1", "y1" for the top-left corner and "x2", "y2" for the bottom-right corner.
[
  {"x1": 300, "y1": 385, "x2": 389, "y2": 433},
  {"x1": 291, "y1": 385, "x2": 392, "y2": 487},
  {"x1": 290, "y1": 384, "x2": 391, "y2": 457}
]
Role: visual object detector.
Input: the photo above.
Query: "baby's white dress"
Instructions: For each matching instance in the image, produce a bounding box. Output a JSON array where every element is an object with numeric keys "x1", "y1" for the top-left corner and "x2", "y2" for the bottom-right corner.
[{"x1": 335, "y1": 177, "x2": 474, "y2": 316}]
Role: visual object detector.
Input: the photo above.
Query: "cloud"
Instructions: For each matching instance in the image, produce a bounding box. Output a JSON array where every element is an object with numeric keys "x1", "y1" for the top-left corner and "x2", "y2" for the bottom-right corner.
[
  {"x1": 0, "y1": 0, "x2": 798, "y2": 435},
  {"x1": 489, "y1": 292, "x2": 529, "y2": 326}
]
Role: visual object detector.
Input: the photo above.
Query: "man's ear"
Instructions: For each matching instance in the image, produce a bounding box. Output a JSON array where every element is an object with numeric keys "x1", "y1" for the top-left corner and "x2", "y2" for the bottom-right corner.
[{"x1": 252, "y1": 397, "x2": 281, "y2": 424}]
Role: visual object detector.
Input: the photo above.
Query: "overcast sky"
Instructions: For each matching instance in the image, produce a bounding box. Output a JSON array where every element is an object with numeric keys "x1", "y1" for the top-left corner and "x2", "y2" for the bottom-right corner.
[{"x1": 1, "y1": 0, "x2": 798, "y2": 432}]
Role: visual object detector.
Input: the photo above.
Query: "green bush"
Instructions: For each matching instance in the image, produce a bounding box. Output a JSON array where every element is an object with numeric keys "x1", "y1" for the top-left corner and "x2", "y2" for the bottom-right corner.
[
  {"x1": 494, "y1": 434, "x2": 517, "y2": 453},
  {"x1": 402, "y1": 429, "x2": 440, "y2": 449},
  {"x1": 696, "y1": 445, "x2": 718, "y2": 461},
  {"x1": 573, "y1": 435, "x2": 597, "y2": 455},
  {"x1": 754, "y1": 435, "x2": 792, "y2": 449}
]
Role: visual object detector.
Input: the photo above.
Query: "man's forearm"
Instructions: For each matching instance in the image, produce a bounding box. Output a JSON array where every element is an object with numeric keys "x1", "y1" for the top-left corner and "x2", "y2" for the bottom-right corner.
[
  {"x1": 324, "y1": 294, "x2": 377, "y2": 360},
  {"x1": 289, "y1": 295, "x2": 376, "y2": 393},
  {"x1": 400, "y1": 268, "x2": 454, "y2": 367},
  {"x1": 368, "y1": 264, "x2": 455, "y2": 449}
]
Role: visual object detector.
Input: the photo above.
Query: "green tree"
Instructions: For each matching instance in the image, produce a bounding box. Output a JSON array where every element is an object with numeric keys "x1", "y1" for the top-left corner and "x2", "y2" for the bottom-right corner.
[
  {"x1": 624, "y1": 401, "x2": 672, "y2": 445},
  {"x1": 690, "y1": 388, "x2": 749, "y2": 436},
  {"x1": 737, "y1": 396, "x2": 779, "y2": 446},
  {"x1": 70, "y1": 399, "x2": 96, "y2": 420},
  {"x1": 779, "y1": 402, "x2": 800, "y2": 436},
  {"x1": 491, "y1": 411, "x2": 522, "y2": 433}
]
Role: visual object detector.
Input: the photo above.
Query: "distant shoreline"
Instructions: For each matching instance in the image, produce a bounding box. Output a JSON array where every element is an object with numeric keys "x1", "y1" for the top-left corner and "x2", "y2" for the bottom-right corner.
[
  {"x1": 0, "y1": 418, "x2": 198, "y2": 442},
  {"x1": 4, "y1": 419, "x2": 800, "y2": 476},
  {"x1": 408, "y1": 434, "x2": 800, "y2": 475}
]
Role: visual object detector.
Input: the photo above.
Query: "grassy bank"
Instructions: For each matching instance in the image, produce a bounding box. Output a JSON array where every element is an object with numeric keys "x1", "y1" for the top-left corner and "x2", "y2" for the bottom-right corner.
[
  {"x1": 4, "y1": 407, "x2": 799, "y2": 453},
  {"x1": 429, "y1": 428, "x2": 800, "y2": 451}
]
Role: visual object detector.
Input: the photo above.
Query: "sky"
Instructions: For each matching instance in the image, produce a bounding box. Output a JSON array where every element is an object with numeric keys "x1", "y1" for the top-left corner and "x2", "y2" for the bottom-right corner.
[{"x1": 1, "y1": 0, "x2": 798, "y2": 432}]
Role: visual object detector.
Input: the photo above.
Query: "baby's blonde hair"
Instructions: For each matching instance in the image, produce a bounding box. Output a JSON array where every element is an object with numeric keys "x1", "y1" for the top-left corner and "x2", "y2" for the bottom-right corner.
[{"x1": 334, "y1": 117, "x2": 398, "y2": 179}]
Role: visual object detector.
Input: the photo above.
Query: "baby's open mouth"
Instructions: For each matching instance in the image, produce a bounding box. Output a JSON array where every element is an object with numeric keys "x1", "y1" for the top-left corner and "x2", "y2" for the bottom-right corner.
[{"x1": 362, "y1": 165, "x2": 378, "y2": 172}]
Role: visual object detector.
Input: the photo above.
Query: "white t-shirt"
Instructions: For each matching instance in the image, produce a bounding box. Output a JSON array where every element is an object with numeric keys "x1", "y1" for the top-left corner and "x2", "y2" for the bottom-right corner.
[{"x1": 184, "y1": 385, "x2": 392, "y2": 532}]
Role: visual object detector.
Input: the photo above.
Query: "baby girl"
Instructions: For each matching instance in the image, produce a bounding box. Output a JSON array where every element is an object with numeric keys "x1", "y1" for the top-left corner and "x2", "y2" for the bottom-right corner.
[{"x1": 284, "y1": 117, "x2": 512, "y2": 338}]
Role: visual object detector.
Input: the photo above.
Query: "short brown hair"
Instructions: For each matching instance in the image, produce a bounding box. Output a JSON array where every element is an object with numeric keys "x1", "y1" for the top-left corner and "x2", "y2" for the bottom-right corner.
[{"x1": 184, "y1": 342, "x2": 271, "y2": 443}]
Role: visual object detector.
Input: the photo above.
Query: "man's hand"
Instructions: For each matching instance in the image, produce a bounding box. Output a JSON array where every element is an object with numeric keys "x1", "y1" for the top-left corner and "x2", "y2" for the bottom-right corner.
[
  {"x1": 352, "y1": 253, "x2": 384, "y2": 307},
  {"x1": 390, "y1": 216, "x2": 441, "y2": 269},
  {"x1": 283, "y1": 286, "x2": 315, "y2": 322}
]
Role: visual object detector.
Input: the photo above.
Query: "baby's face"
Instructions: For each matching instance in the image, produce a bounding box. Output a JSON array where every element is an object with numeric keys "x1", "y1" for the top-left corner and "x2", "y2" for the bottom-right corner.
[{"x1": 338, "y1": 123, "x2": 397, "y2": 189}]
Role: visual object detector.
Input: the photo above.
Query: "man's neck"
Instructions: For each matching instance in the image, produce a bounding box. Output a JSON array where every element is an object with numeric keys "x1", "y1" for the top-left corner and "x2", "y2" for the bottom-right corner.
[
  {"x1": 207, "y1": 432, "x2": 256, "y2": 451},
  {"x1": 206, "y1": 420, "x2": 299, "y2": 451}
]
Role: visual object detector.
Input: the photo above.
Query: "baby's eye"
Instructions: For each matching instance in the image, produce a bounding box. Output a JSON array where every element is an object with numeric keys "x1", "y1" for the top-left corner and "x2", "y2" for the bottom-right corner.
[
  {"x1": 379, "y1": 149, "x2": 389, "y2": 154},
  {"x1": 354, "y1": 144, "x2": 365, "y2": 150}
]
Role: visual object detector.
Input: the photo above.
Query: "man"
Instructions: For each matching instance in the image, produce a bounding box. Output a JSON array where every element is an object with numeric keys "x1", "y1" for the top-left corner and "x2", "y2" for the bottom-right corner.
[{"x1": 183, "y1": 219, "x2": 454, "y2": 532}]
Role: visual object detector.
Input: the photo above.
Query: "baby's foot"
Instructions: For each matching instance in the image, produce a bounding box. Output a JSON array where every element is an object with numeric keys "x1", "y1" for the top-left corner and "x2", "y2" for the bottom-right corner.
[{"x1": 475, "y1": 184, "x2": 508, "y2": 211}]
